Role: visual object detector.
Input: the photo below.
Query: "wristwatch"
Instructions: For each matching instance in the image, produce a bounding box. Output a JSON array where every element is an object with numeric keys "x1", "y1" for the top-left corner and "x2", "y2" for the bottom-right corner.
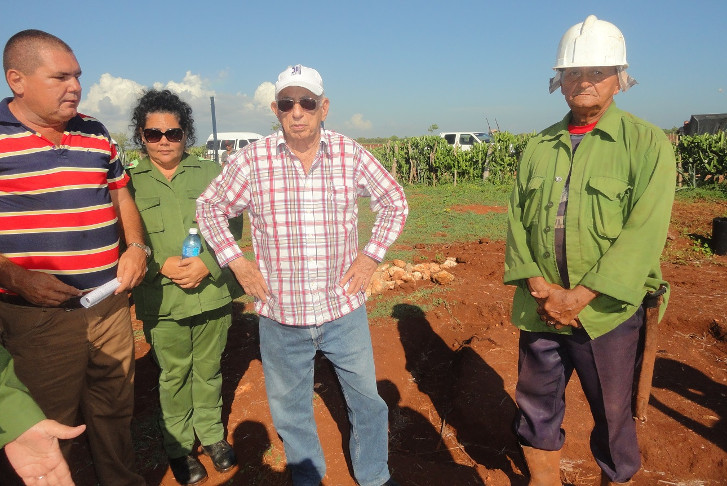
[{"x1": 128, "y1": 242, "x2": 152, "y2": 259}]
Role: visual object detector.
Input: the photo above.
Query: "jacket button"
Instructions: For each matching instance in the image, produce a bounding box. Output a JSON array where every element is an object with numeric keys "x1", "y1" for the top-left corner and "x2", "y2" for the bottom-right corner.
[
  {"x1": 546, "y1": 201, "x2": 554, "y2": 208},
  {"x1": 555, "y1": 176, "x2": 563, "y2": 182},
  {"x1": 543, "y1": 252, "x2": 551, "y2": 258}
]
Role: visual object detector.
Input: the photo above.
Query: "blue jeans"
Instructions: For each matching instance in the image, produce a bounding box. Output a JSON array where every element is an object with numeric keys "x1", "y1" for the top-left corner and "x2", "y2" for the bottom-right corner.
[{"x1": 258, "y1": 305, "x2": 390, "y2": 486}]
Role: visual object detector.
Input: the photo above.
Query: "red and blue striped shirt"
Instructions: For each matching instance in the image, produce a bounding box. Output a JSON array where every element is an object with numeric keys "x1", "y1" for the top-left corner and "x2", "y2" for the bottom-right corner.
[{"x1": 0, "y1": 98, "x2": 128, "y2": 292}]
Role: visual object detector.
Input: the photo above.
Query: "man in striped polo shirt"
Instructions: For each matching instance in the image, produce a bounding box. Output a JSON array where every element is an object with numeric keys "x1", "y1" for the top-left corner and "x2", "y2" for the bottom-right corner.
[{"x1": 0, "y1": 30, "x2": 148, "y2": 485}]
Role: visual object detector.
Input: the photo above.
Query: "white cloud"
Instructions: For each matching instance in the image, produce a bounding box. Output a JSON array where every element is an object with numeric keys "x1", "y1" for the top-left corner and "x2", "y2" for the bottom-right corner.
[
  {"x1": 345, "y1": 113, "x2": 372, "y2": 131},
  {"x1": 78, "y1": 73, "x2": 278, "y2": 143},
  {"x1": 254, "y1": 81, "x2": 275, "y2": 108},
  {"x1": 154, "y1": 71, "x2": 214, "y2": 99},
  {"x1": 78, "y1": 73, "x2": 144, "y2": 134}
]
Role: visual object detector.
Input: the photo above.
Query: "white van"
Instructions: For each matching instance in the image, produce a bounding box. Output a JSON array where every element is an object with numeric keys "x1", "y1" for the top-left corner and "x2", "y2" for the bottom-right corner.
[
  {"x1": 440, "y1": 132, "x2": 491, "y2": 151},
  {"x1": 205, "y1": 132, "x2": 263, "y2": 161}
]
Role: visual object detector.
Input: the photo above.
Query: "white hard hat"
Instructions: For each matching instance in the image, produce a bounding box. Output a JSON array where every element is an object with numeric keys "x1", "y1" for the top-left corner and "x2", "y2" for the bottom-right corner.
[{"x1": 554, "y1": 15, "x2": 628, "y2": 69}]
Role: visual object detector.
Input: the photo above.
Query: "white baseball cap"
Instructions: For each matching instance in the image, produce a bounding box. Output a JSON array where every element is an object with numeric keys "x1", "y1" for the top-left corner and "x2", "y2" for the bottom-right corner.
[{"x1": 275, "y1": 64, "x2": 324, "y2": 97}]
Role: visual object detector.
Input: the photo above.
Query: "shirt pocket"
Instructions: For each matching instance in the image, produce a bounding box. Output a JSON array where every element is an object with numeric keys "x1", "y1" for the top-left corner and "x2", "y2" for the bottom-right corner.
[
  {"x1": 135, "y1": 197, "x2": 164, "y2": 234},
  {"x1": 522, "y1": 176, "x2": 544, "y2": 229},
  {"x1": 184, "y1": 190, "x2": 202, "y2": 227},
  {"x1": 587, "y1": 176, "x2": 631, "y2": 240}
]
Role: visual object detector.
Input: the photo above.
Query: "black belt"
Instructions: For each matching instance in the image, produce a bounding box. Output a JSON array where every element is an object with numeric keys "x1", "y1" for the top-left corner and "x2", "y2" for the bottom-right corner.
[{"x1": 0, "y1": 293, "x2": 84, "y2": 309}]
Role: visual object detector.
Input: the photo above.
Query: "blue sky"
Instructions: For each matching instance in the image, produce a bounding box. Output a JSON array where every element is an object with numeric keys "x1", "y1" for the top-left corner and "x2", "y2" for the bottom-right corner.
[{"x1": 2, "y1": 1, "x2": 725, "y2": 143}]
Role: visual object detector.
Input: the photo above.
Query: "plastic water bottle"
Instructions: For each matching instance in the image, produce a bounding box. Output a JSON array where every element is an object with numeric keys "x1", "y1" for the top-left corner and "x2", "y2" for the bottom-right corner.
[{"x1": 182, "y1": 228, "x2": 202, "y2": 258}]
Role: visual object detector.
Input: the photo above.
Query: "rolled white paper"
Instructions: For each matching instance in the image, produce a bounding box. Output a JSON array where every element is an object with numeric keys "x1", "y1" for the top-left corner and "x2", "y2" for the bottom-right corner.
[{"x1": 80, "y1": 278, "x2": 121, "y2": 308}]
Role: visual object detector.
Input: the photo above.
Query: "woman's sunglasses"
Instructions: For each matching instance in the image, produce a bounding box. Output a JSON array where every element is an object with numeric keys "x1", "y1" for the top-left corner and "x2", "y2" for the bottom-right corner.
[
  {"x1": 143, "y1": 128, "x2": 184, "y2": 143},
  {"x1": 276, "y1": 97, "x2": 319, "y2": 113}
]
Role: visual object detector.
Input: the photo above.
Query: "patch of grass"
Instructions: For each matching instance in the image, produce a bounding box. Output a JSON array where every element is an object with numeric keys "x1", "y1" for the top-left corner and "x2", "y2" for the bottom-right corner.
[
  {"x1": 368, "y1": 286, "x2": 452, "y2": 321},
  {"x1": 675, "y1": 185, "x2": 727, "y2": 205},
  {"x1": 384, "y1": 248, "x2": 416, "y2": 262},
  {"x1": 133, "y1": 328, "x2": 145, "y2": 342},
  {"x1": 262, "y1": 443, "x2": 286, "y2": 468},
  {"x1": 358, "y1": 182, "x2": 510, "y2": 250}
]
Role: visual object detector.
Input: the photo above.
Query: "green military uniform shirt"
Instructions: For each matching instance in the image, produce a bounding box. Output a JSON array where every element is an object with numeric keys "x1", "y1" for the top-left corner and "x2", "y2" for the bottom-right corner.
[
  {"x1": 504, "y1": 103, "x2": 676, "y2": 338},
  {"x1": 128, "y1": 153, "x2": 242, "y2": 321}
]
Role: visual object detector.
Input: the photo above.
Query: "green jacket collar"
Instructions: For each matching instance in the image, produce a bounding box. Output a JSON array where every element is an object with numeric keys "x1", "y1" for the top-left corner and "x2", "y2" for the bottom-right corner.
[
  {"x1": 543, "y1": 102, "x2": 623, "y2": 144},
  {"x1": 591, "y1": 102, "x2": 621, "y2": 142}
]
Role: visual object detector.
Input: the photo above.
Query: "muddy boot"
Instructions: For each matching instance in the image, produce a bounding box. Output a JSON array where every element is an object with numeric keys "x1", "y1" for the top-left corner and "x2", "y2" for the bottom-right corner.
[
  {"x1": 600, "y1": 471, "x2": 633, "y2": 485},
  {"x1": 521, "y1": 445, "x2": 562, "y2": 486}
]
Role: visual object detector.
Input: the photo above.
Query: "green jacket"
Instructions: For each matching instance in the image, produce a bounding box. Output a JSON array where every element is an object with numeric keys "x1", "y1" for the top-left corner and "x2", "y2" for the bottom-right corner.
[
  {"x1": 504, "y1": 103, "x2": 676, "y2": 338},
  {"x1": 128, "y1": 154, "x2": 242, "y2": 321},
  {"x1": 0, "y1": 345, "x2": 45, "y2": 448}
]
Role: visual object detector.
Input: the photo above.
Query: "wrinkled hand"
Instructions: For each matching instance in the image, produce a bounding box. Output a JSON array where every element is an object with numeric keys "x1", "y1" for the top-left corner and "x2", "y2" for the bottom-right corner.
[
  {"x1": 115, "y1": 246, "x2": 147, "y2": 293},
  {"x1": 5, "y1": 420, "x2": 86, "y2": 486},
  {"x1": 171, "y1": 257, "x2": 210, "y2": 289},
  {"x1": 528, "y1": 277, "x2": 596, "y2": 329},
  {"x1": 527, "y1": 276, "x2": 561, "y2": 307},
  {"x1": 228, "y1": 257, "x2": 269, "y2": 302},
  {"x1": 14, "y1": 270, "x2": 81, "y2": 307},
  {"x1": 340, "y1": 254, "x2": 378, "y2": 296}
]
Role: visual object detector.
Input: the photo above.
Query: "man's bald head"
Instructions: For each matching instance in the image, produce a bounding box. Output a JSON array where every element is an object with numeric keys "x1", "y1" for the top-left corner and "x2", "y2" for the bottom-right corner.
[{"x1": 3, "y1": 29, "x2": 73, "y2": 76}]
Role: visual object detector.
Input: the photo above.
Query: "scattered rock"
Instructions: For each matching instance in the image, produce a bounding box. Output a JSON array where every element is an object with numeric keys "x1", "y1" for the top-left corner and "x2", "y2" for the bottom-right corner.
[
  {"x1": 432, "y1": 270, "x2": 455, "y2": 285},
  {"x1": 389, "y1": 267, "x2": 406, "y2": 280},
  {"x1": 365, "y1": 258, "x2": 459, "y2": 296},
  {"x1": 441, "y1": 257, "x2": 458, "y2": 269}
]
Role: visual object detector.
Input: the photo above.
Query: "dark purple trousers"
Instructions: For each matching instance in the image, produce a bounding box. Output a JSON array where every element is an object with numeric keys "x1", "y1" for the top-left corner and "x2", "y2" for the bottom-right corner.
[{"x1": 513, "y1": 306, "x2": 645, "y2": 483}]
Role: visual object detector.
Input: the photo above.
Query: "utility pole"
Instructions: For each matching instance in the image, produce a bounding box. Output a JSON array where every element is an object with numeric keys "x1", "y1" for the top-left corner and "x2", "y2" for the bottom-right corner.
[{"x1": 210, "y1": 96, "x2": 219, "y2": 164}]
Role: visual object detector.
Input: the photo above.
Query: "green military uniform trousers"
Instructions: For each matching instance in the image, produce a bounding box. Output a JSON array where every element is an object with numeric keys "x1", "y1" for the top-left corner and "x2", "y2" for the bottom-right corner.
[{"x1": 142, "y1": 303, "x2": 231, "y2": 458}]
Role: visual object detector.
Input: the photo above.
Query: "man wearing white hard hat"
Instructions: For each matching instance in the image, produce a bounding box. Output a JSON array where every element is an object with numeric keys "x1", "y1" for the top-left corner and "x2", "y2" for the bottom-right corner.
[
  {"x1": 504, "y1": 15, "x2": 676, "y2": 485},
  {"x1": 196, "y1": 65, "x2": 407, "y2": 486}
]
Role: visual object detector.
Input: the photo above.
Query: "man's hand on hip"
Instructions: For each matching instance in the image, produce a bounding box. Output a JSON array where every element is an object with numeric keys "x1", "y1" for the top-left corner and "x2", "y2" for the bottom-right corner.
[{"x1": 341, "y1": 254, "x2": 378, "y2": 296}]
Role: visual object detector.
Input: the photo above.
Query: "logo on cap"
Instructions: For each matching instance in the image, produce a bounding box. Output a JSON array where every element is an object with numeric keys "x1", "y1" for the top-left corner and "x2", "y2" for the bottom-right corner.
[{"x1": 292, "y1": 65, "x2": 302, "y2": 75}]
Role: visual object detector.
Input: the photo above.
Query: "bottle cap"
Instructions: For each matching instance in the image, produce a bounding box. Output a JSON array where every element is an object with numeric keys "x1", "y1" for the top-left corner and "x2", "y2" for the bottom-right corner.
[{"x1": 189, "y1": 228, "x2": 198, "y2": 235}]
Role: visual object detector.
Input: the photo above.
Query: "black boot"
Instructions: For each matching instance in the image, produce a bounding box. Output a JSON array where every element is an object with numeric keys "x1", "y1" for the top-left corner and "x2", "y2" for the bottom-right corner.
[
  {"x1": 202, "y1": 439, "x2": 237, "y2": 473},
  {"x1": 168, "y1": 454, "x2": 208, "y2": 486}
]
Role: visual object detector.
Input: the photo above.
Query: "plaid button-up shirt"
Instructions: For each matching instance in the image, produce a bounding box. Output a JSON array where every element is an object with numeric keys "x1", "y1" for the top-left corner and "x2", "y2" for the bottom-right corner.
[{"x1": 196, "y1": 130, "x2": 408, "y2": 326}]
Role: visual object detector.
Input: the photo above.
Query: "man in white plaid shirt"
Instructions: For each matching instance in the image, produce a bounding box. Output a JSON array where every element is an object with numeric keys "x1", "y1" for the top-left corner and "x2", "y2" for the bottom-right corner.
[{"x1": 196, "y1": 64, "x2": 407, "y2": 486}]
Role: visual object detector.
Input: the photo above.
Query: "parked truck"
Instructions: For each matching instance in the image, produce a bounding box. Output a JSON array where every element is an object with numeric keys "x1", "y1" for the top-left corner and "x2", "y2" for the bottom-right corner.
[
  {"x1": 440, "y1": 131, "x2": 491, "y2": 151},
  {"x1": 205, "y1": 132, "x2": 263, "y2": 162}
]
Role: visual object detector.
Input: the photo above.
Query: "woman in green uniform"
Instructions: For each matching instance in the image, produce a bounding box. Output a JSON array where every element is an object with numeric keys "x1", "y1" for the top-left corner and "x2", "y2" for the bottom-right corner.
[{"x1": 128, "y1": 89, "x2": 241, "y2": 486}]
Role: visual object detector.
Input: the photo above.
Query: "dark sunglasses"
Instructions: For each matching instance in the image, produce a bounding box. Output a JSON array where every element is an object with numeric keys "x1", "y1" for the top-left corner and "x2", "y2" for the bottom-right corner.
[
  {"x1": 143, "y1": 128, "x2": 184, "y2": 143},
  {"x1": 276, "y1": 97, "x2": 319, "y2": 112}
]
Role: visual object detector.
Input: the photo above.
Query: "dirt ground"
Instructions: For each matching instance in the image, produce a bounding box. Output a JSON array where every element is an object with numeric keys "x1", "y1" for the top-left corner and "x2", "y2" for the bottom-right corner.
[{"x1": 72, "y1": 199, "x2": 726, "y2": 485}]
